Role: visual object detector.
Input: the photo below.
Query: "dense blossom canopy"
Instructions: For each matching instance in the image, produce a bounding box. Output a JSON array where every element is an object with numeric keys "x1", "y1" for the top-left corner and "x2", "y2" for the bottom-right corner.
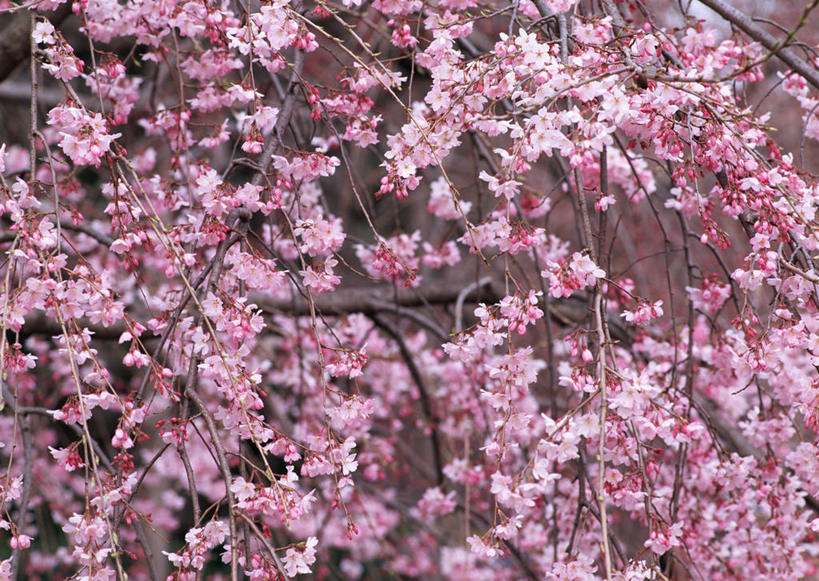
[{"x1": 1, "y1": 0, "x2": 819, "y2": 578}]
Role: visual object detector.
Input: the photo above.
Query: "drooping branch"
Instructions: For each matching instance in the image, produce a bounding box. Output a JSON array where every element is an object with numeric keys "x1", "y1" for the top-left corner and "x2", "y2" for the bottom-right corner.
[{"x1": 370, "y1": 313, "x2": 445, "y2": 485}]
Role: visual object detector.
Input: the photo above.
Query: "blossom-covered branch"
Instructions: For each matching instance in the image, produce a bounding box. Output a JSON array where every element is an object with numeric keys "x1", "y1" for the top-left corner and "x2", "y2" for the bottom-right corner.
[{"x1": 1, "y1": 0, "x2": 819, "y2": 578}]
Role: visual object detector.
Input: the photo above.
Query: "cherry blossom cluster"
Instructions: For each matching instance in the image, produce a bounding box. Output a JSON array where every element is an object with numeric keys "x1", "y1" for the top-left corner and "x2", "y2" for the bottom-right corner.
[{"x1": 1, "y1": 0, "x2": 819, "y2": 578}]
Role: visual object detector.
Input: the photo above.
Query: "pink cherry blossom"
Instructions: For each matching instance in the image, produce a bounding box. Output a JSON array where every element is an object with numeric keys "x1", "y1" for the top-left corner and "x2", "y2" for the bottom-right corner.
[{"x1": 3, "y1": 0, "x2": 819, "y2": 579}]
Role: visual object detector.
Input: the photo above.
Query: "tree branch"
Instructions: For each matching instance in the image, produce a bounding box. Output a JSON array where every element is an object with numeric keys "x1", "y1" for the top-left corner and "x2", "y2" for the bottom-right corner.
[
  {"x1": 371, "y1": 313, "x2": 445, "y2": 486},
  {"x1": 697, "y1": 0, "x2": 819, "y2": 90}
]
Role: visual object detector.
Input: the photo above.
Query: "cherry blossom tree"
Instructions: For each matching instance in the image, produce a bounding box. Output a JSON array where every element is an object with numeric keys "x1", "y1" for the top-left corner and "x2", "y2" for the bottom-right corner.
[{"x1": 0, "y1": 0, "x2": 818, "y2": 578}]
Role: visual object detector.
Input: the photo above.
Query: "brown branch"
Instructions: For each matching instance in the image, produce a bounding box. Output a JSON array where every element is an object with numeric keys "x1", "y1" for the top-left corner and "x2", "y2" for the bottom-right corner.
[
  {"x1": 236, "y1": 511, "x2": 288, "y2": 577},
  {"x1": 252, "y1": 279, "x2": 501, "y2": 318},
  {"x1": 184, "y1": 388, "x2": 239, "y2": 581},
  {"x1": 691, "y1": 392, "x2": 819, "y2": 514},
  {"x1": 371, "y1": 313, "x2": 445, "y2": 486},
  {"x1": 11, "y1": 279, "x2": 494, "y2": 346},
  {"x1": 697, "y1": 0, "x2": 819, "y2": 90},
  {"x1": 10, "y1": 416, "x2": 33, "y2": 580},
  {"x1": 16, "y1": 279, "x2": 631, "y2": 357}
]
